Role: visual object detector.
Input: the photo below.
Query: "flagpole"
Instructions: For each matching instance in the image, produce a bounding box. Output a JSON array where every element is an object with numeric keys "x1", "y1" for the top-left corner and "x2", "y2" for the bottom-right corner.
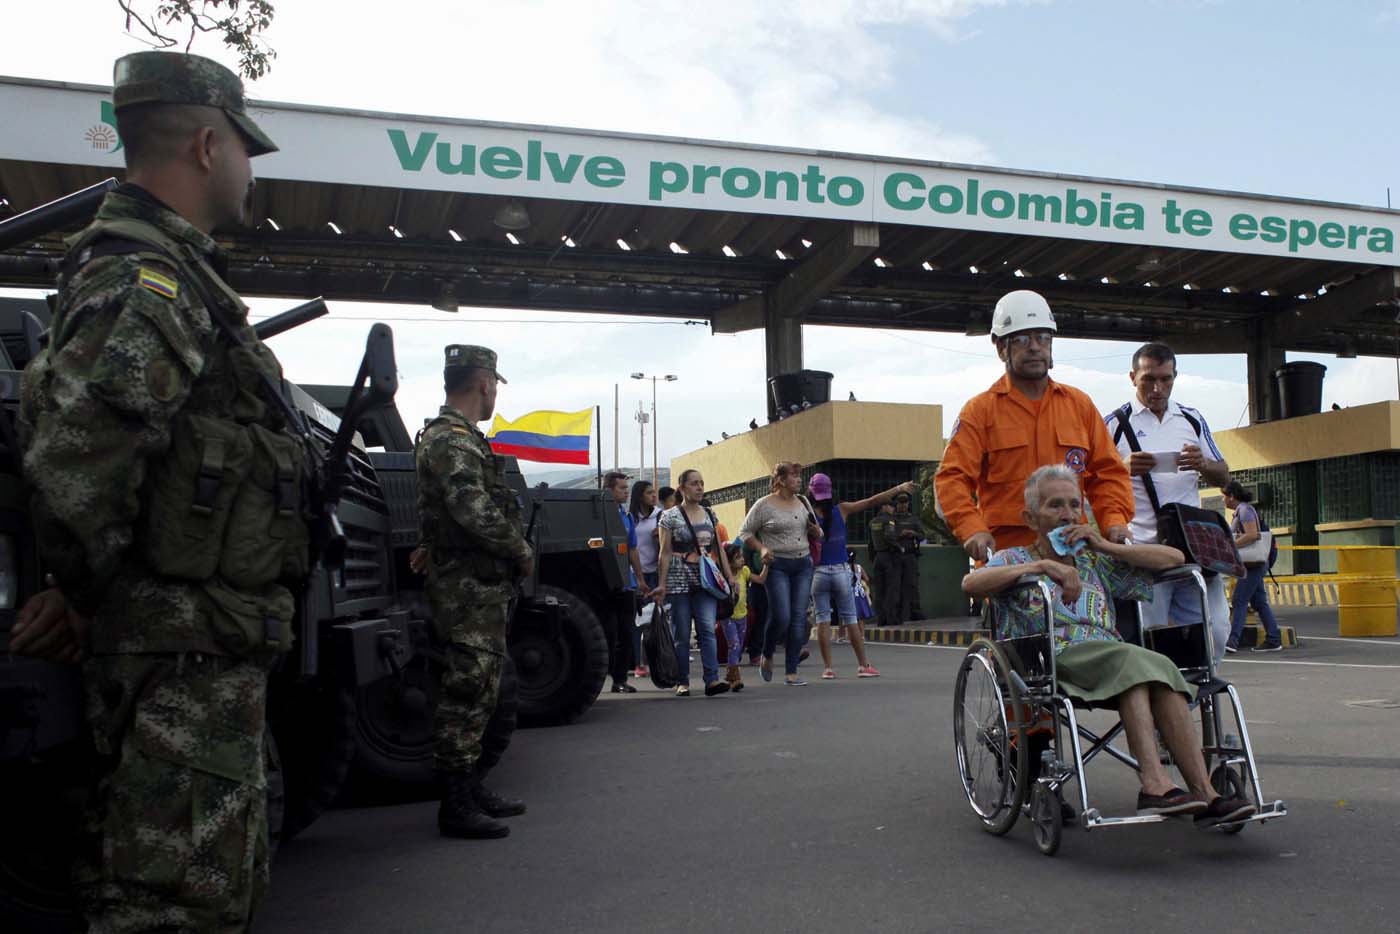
[{"x1": 595, "y1": 404, "x2": 603, "y2": 489}]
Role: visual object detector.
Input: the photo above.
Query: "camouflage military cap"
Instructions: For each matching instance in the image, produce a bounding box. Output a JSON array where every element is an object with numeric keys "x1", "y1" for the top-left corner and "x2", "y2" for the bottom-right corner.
[
  {"x1": 113, "y1": 51, "x2": 278, "y2": 156},
  {"x1": 444, "y1": 344, "x2": 507, "y2": 383}
]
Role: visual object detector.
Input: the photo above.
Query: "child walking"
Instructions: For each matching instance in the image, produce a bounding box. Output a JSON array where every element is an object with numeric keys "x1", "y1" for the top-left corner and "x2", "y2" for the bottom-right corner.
[{"x1": 723, "y1": 542, "x2": 767, "y2": 691}]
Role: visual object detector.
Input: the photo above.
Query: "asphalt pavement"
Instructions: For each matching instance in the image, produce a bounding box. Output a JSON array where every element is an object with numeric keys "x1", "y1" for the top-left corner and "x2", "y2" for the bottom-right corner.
[{"x1": 257, "y1": 624, "x2": 1400, "y2": 934}]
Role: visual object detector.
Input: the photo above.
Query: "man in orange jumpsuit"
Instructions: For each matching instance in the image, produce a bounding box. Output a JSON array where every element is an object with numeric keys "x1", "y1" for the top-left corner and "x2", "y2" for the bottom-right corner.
[{"x1": 936, "y1": 290, "x2": 1134, "y2": 563}]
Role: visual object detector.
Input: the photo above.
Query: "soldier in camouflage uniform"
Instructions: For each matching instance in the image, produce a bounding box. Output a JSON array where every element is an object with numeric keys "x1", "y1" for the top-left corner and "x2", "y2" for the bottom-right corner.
[
  {"x1": 868, "y1": 502, "x2": 899, "y2": 625},
  {"x1": 893, "y1": 492, "x2": 926, "y2": 622},
  {"x1": 17, "y1": 52, "x2": 297, "y2": 932},
  {"x1": 415, "y1": 345, "x2": 532, "y2": 839}
]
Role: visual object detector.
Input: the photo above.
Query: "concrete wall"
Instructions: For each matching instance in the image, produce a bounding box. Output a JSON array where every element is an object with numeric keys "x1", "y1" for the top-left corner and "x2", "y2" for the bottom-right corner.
[
  {"x1": 672, "y1": 401, "x2": 944, "y2": 491},
  {"x1": 1212, "y1": 400, "x2": 1400, "y2": 471}
]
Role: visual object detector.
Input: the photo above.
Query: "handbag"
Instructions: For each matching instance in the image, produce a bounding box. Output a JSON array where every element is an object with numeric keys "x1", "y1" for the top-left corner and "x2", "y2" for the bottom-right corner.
[
  {"x1": 1237, "y1": 529, "x2": 1273, "y2": 565},
  {"x1": 679, "y1": 505, "x2": 734, "y2": 603},
  {"x1": 800, "y1": 495, "x2": 824, "y2": 564},
  {"x1": 1113, "y1": 409, "x2": 1244, "y2": 579}
]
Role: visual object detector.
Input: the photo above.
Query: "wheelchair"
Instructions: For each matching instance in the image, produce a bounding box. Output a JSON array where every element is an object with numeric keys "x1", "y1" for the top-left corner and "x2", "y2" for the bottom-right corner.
[{"x1": 952, "y1": 564, "x2": 1287, "y2": 855}]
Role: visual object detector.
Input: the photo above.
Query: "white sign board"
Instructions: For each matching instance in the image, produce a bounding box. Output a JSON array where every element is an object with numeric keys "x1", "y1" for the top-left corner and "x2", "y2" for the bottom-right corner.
[{"x1": 5, "y1": 78, "x2": 1397, "y2": 267}]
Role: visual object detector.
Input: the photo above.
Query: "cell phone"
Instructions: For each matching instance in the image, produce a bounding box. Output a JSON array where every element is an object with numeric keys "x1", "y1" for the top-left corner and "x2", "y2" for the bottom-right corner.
[{"x1": 1149, "y1": 451, "x2": 1180, "y2": 473}]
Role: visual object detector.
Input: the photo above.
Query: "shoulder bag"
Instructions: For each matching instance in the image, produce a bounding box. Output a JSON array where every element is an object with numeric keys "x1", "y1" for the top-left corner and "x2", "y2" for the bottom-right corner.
[
  {"x1": 1113, "y1": 409, "x2": 1244, "y2": 578},
  {"x1": 680, "y1": 505, "x2": 734, "y2": 606}
]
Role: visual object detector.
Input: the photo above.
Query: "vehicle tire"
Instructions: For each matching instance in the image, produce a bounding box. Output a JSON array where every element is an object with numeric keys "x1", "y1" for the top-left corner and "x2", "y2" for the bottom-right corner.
[
  {"x1": 268, "y1": 679, "x2": 357, "y2": 840},
  {"x1": 345, "y1": 644, "x2": 441, "y2": 790},
  {"x1": 953, "y1": 638, "x2": 1028, "y2": 836},
  {"x1": 477, "y1": 654, "x2": 519, "y2": 776},
  {"x1": 1030, "y1": 781, "x2": 1063, "y2": 856},
  {"x1": 0, "y1": 752, "x2": 83, "y2": 933},
  {"x1": 511, "y1": 585, "x2": 608, "y2": 728}
]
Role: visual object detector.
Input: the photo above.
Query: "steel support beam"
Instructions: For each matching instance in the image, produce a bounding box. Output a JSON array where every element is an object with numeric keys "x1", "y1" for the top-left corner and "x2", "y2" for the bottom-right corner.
[
  {"x1": 711, "y1": 222, "x2": 879, "y2": 334},
  {"x1": 1271, "y1": 267, "x2": 1400, "y2": 345},
  {"x1": 1245, "y1": 321, "x2": 1285, "y2": 424}
]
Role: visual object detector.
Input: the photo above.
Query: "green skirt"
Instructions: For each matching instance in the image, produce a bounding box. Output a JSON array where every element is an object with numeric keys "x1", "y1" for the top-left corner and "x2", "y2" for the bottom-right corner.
[{"x1": 1054, "y1": 640, "x2": 1195, "y2": 707}]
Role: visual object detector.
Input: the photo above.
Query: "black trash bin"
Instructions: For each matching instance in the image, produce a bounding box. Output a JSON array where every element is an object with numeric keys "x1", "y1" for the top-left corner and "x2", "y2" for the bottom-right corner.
[
  {"x1": 768, "y1": 369, "x2": 834, "y2": 418},
  {"x1": 1273, "y1": 361, "x2": 1326, "y2": 419}
]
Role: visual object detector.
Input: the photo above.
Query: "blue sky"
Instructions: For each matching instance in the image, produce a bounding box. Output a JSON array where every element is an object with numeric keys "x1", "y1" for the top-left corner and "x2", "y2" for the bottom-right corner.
[{"x1": 3, "y1": 1, "x2": 1397, "y2": 474}]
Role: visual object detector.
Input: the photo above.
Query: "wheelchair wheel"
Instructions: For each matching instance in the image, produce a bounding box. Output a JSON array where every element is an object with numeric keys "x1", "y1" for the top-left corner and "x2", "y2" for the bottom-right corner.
[
  {"x1": 953, "y1": 639, "x2": 1028, "y2": 836},
  {"x1": 1210, "y1": 764, "x2": 1247, "y2": 835},
  {"x1": 1030, "y1": 781, "x2": 1063, "y2": 856}
]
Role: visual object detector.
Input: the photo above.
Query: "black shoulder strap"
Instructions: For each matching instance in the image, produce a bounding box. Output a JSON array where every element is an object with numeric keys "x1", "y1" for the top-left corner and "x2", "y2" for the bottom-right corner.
[
  {"x1": 1114, "y1": 406, "x2": 1163, "y2": 515},
  {"x1": 1111, "y1": 403, "x2": 1133, "y2": 446}
]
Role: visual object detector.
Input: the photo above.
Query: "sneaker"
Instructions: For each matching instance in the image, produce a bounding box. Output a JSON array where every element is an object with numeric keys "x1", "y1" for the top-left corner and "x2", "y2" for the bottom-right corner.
[
  {"x1": 704, "y1": 681, "x2": 730, "y2": 697},
  {"x1": 821, "y1": 668, "x2": 837, "y2": 680},
  {"x1": 857, "y1": 665, "x2": 880, "y2": 678},
  {"x1": 1136, "y1": 787, "x2": 1208, "y2": 816},
  {"x1": 634, "y1": 665, "x2": 649, "y2": 678},
  {"x1": 1252, "y1": 642, "x2": 1283, "y2": 653},
  {"x1": 784, "y1": 677, "x2": 808, "y2": 687},
  {"x1": 1194, "y1": 795, "x2": 1257, "y2": 828},
  {"x1": 674, "y1": 685, "x2": 690, "y2": 697},
  {"x1": 1224, "y1": 643, "x2": 1238, "y2": 654}
]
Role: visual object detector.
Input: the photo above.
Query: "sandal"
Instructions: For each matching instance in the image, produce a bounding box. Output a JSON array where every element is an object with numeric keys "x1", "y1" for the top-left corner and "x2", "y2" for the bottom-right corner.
[{"x1": 674, "y1": 685, "x2": 690, "y2": 697}]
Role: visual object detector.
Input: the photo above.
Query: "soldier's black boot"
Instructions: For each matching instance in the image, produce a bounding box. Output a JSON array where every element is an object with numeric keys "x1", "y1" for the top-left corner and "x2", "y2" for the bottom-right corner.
[
  {"x1": 438, "y1": 770, "x2": 509, "y2": 839},
  {"x1": 472, "y1": 777, "x2": 527, "y2": 818}
]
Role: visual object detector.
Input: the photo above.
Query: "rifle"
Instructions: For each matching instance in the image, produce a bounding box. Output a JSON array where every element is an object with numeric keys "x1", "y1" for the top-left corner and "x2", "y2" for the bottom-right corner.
[{"x1": 0, "y1": 179, "x2": 118, "y2": 253}]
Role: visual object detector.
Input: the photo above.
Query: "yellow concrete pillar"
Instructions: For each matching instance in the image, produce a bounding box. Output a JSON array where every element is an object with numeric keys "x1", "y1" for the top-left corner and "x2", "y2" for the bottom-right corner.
[{"x1": 1337, "y1": 547, "x2": 1397, "y2": 637}]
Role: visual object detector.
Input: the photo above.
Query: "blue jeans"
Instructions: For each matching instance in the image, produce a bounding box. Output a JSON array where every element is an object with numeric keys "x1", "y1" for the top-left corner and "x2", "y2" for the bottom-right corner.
[
  {"x1": 1228, "y1": 566, "x2": 1280, "y2": 647},
  {"x1": 811, "y1": 564, "x2": 857, "y2": 625},
  {"x1": 668, "y1": 589, "x2": 719, "y2": 685},
  {"x1": 764, "y1": 555, "x2": 814, "y2": 675}
]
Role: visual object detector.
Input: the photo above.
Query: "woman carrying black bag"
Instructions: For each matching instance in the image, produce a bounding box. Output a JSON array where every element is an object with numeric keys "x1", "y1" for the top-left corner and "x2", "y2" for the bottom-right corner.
[{"x1": 653, "y1": 469, "x2": 736, "y2": 697}]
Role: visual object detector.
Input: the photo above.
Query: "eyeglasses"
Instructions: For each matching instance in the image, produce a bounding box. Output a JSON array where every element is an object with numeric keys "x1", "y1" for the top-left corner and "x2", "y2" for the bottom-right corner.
[{"x1": 1006, "y1": 331, "x2": 1054, "y2": 349}]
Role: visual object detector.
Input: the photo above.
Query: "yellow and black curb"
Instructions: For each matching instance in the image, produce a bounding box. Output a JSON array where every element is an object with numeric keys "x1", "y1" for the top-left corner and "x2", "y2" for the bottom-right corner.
[
  {"x1": 864, "y1": 626, "x2": 987, "y2": 647},
  {"x1": 1236, "y1": 622, "x2": 1300, "y2": 649}
]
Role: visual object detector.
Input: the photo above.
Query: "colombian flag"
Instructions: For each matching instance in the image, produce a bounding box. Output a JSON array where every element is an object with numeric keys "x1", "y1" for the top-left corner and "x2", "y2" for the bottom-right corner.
[{"x1": 487, "y1": 408, "x2": 593, "y2": 465}]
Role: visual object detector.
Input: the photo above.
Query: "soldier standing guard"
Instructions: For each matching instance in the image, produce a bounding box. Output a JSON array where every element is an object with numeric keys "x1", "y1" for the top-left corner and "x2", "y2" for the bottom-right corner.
[
  {"x1": 415, "y1": 345, "x2": 532, "y2": 839},
  {"x1": 893, "y1": 492, "x2": 925, "y2": 621},
  {"x1": 18, "y1": 52, "x2": 302, "y2": 932},
  {"x1": 868, "y1": 502, "x2": 898, "y2": 625}
]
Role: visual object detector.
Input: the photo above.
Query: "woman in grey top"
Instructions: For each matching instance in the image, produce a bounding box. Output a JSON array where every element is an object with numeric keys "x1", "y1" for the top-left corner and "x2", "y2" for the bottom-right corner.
[{"x1": 739, "y1": 462, "x2": 821, "y2": 685}]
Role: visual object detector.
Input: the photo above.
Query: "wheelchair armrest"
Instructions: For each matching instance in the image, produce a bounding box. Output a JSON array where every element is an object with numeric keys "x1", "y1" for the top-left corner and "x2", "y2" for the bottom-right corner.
[{"x1": 1151, "y1": 563, "x2": 1204, "y2": 585}]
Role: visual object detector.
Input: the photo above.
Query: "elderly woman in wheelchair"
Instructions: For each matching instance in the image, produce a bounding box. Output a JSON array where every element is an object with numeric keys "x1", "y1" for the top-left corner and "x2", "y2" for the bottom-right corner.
[{"x1": 954, "y1": 465, "x2": 1278, "y2": 854}]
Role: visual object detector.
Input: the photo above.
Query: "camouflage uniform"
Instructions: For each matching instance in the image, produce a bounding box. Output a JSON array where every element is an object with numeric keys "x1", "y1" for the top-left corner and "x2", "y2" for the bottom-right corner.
[
  {"x1": 20, "y1": 52, "x2": 291, "y2": 933},
  {"x1": 894, "y1": 500, "x2": 926, "y2": 622},
  {"x1": 414, "y1": 347, "x2": 530, "y2": 775},
  {"x1": 869, "y1": 509, "x2": 899, "y2": 625}
]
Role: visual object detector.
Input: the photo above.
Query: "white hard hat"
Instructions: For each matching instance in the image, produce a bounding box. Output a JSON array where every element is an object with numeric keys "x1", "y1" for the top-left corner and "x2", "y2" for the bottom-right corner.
[{"x1": 991, "y1": 290, "x2": 1057, "y2": 338}]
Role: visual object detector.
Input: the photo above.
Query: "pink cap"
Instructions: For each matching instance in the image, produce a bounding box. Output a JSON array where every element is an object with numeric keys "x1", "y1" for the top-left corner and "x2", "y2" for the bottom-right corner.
[{"x1": 807, "y1": 472, "x2": 833, "y2": 500}]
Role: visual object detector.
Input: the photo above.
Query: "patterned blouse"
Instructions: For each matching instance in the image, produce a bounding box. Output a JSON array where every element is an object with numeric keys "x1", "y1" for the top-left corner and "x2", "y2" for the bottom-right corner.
[{"x1": 985, "y1": 546, "x2": 1153, "y2": 653}]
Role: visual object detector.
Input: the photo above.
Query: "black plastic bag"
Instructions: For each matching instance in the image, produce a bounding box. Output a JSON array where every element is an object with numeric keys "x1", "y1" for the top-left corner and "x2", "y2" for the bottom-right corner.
[{"x1": 641, "y1": 601, "x2": 682, "y2": 689}]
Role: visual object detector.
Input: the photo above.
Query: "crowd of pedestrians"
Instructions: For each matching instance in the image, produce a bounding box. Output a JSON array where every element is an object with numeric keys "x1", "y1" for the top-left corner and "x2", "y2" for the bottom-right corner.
[{"x1": 599, "y1": 288, "x2": 1283, "y2": 701}]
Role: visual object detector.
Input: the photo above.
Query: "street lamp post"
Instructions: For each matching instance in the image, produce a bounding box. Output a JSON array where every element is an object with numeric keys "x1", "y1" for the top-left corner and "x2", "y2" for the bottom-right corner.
[{"x1": 631, "y1": 372, "x2": 678, "y2": 489}]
